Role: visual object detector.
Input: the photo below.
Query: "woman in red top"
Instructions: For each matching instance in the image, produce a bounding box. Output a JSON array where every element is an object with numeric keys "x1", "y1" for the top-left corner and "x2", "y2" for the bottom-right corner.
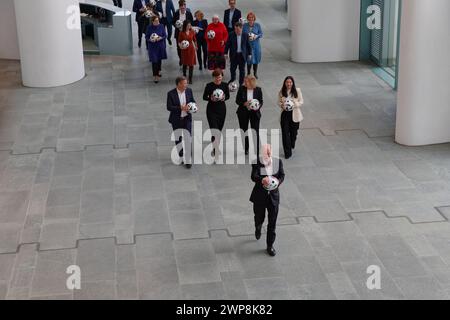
[
  {"x1": 205, "y1": 14, "x2": 228, "y2": 71},
  {"x1": 178, "y1": 20, "x2": 197, "y2": 84}
]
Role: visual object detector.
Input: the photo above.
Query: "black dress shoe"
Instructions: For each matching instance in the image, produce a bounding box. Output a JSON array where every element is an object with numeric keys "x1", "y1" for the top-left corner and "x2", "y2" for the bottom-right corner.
[
  {"x1": 185, "y1": 164, "x2": 192, "y2": 169},
  {"x1": 255, "y1": 225, "x2": 262, "y2": 240},
  {"x1": 266, "y1": 247, "x2": 276, "y2": 257},
  {"x1": 138, "y1": 39, "x2": 142, "y2": 48},
  {"x1": 168, "y1": 39, "x2": 172, "y2": 46}
]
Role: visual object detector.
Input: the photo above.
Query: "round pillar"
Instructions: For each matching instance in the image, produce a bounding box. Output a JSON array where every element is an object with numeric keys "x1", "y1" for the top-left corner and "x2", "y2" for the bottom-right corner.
[
  {"x1": 14, "y1": 0, "x2": 85, "y2": 87},
  {"x1": 396, "y1": 0, "x2": 450, "y2": 146}
]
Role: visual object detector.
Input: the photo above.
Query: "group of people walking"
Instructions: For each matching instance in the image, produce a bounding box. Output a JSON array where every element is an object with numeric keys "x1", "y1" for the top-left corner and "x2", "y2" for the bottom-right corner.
[
  {"x1": 132, "y1": 0, "x2": 263, "y2": 84},
  {"x1": 134, "y1": 0, "x2": 304, "y2": 257}
]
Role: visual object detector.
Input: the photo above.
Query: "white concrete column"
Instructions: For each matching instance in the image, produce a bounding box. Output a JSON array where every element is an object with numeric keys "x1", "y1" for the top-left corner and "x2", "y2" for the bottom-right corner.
[
  {"x1": 14, "y1": 0, "x2": 85, "y2": 87},
  {"x1": 287, "y1": 0, "x2": 292, "y2": 31},
  {"x1": 396, "y1": 0, "x2": 450, "y2": 146},
  {"x1": 0, "y1": 0, "x2": 20, "y2": 60},
  {"x1": 290, "y1": 0, "x2": 361, "y2": 63}
]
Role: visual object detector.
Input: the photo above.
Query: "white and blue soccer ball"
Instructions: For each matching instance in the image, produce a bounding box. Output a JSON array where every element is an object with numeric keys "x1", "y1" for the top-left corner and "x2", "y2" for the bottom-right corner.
[
  {"x1": 175, "y1": 20, "x2": 183, "y2": 29},
  {"x1": 187, "y1": 102, "x2": 198, "y2": 113},
  {"x1": 264, "y1": 176, "x2": 280, "y2": 191},
  {"x1": 150, "y1": 33, "x2": 159, "y2": 42},
  {"x1": 228, "y1": 82, "x2": 239, "y2": 93},
  {"x1": 180, "y1": 40, "x2": 190, "y2": 49},
  {"x1": 207, "y1": 30, "x2": 216, "y2": 39},
  {"x1": 284, "y1": 98, "x2": 295, "y2": 111},
  {"x1": 248, "y1": 99, "x2": 260, "y2": 111},
  {"x1": 212, "y1": 89, "x2": 225, "y2": 101}
]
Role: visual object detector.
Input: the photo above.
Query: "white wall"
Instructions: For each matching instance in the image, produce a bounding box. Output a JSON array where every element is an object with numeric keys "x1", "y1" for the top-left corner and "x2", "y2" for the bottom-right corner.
[
  {"x1": 290, "y1": 0, "x2": 361, "y2": 63},
  {"x1": 396, "y1": 0, "x2": 450, "y2": 146},
  {"x1": 0, "y1": 0, "x2": 20, "y2": 60},
  {"x1": 14, "y1": 0, "x2": 85, "y2": 87}
]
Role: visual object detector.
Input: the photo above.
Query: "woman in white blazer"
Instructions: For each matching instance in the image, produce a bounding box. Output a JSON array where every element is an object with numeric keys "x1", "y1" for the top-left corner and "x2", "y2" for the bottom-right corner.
[{"x1": 278, "y1": 76, "x2": 304, "y2": 159}]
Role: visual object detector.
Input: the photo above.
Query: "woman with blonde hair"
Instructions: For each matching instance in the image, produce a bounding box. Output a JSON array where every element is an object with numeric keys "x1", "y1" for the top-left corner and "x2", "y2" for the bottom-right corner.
[
  {"x1": 278, "y1": 76, "x2": 304, "y2": 159},
  {"x1": 192, "y1": 10, "x2": 208, "y2": 70},
  {"x1": 235, "y1": 75, "x2": 263, "y2": 155},
  {"x1": 243, "y1": 12, "x2": 263, "y2": 78}
]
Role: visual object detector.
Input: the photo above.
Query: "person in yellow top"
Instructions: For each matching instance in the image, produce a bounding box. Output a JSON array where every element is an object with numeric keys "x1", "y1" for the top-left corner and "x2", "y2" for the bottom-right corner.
[{"x1": 278, "y1": 76, "x2": 304, "y2": 159}]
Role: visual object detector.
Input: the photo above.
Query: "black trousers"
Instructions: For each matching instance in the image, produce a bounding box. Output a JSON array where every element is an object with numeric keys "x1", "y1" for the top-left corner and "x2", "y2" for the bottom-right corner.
[
  {"x1": 171, "y1": 118, "x2": 192, "y2": 161},
  {"x1": 280, "y1": 111, "x2": 300, "y2": 158},
  {"x1": 160, "y1": 18, "x2": 173, "y2": 41},
  {"x1": 112, "y1": 0, "x2": 122, "y2": 7},
  {"x1": 196, "y1": 39, "x2": 208, "y2": 68},
  {"x1": 207, "y1": 105, "x2": 226, "y2": 144},
  {"x1": 237, "y1": 108, "x2": 260, "y2": 152},
  {"x1": 254, "y1": 200, "x2": 279, "y2": 247},
  {"x1": 230, "y1": 54, "x2": 246, "y2": 85},
  {"x1": 152, "y1": 61, "x2": 162, "y2": 76},
  {"x1": 182, "y1": 66, "x2": 194, "y2": 82},
  {"x1": 137, "y1": 16, "x2": 149, "y2": 45}
]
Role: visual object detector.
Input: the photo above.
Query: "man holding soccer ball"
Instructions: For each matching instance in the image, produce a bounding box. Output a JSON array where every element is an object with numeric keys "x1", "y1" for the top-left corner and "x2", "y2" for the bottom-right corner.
[{"x1": 250, "y1": 144, "x2": 285, "y2": 257}]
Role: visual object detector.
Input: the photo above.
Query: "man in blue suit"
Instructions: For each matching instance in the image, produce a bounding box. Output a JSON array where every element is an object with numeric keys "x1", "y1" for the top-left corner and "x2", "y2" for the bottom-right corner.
[
  {"x1": 167, "y1": 76, "x2": 196, "y2": 169},
  {"x1": 156, "y1": 0, "x2": 176, "y2": 46},
  {"x1": 133, "y1": 0, "x2": 150, "y2": 48},
  {"x1": 225, "y1": 22, "x2": 252, "y2": 86},
  {"x1": 223, "y1": 0, "x2": 242, "y2": 35}
]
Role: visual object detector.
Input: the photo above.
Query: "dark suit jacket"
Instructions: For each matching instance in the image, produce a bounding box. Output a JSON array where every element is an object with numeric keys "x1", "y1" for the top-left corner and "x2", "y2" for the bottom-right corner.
[
  {"x1": 167, "y1": 87, "x2": 195, "y2": 126},
  {"x1": 235, "y1": 86, "x2": 263, "y2": 119},
  {"x1": 133, "y1": 0, "x2": 150, "y2": 22},
  {"x1": 155, "y1": 0, "x2": 176, "y2": 23},
  {"x1": 172, "y1": 10, "x2": 194, "y2": 39},
  {"x1": 250, "y1": 158, "x2": 285, "y2": 205},
  {"x1": 225, "y1": 31, "x2": 251, "y2": 60},
  {"x1": 223, "y1": 8, "x2": 242, "y2": 30}
]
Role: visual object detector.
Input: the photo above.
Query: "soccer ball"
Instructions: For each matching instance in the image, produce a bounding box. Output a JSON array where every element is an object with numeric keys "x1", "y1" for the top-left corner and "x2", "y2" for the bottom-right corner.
[
  {"x1": 149, "y1": 0, "x2": 156, "y2": 6},
  {"x1": 175, "y1": 20, "x2": 183, "y2": 30},
  {"x1": 239, "y1": 18, "x2": 247, "y2": 24},
  {"x1": 228, "y1": 82, "x2": 238, "y2": 93},
  {"x1": 150, "y1": 33, "x2": 159, "y2": 42},
  {"x1": 192, "y1": 26, "x2": 200, "y2": 34},
  {"x1": 180, "y1": 40, "x2": 190, "y2": 49},
  {"x1": 248, "y1": 32, "x2": 257, "y2": 41},
  {"x1": 144, "y1": 10, "x2": 153, "y2": 18},
  {"x1": 248, "y1": 99, "x2": 260, "y2": 111},
  {"x1": 187, "y1": 102, "x2": 198, "y2": 113},
  {"x1": 263, "y1": 176, "x2": 280, "y2": 191},
  {"x1": 212, "y1": 89, "x2": 225, "y2": 101},
  {"x1": 207, "y1": 30, "x2": 216, "y2": 39},
  {"x1": 284, "y1": 98, "x2": 295, "y2": 111}
]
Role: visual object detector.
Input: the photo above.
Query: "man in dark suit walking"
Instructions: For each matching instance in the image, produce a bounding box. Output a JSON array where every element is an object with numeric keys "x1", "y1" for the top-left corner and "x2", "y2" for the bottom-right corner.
[
  {"x1": 167, "y1": 76, "x2": 196, "y2": 169},
  {"x1": 250, "y1": 144, "x2": 285, "y2": 256},
  {"x1": 225, "y1": 22, "x2": 251, "y2": 86},
  {"x1": 172, "y1": 1, "x2": 194, "y2": 66},
  {"x1": 223, "y1": 0, "x2": 242, "y2": 35},
  {"x1": 156, "y1": 0, "x2": 176, "y2": 45},
  {"x1": 133, "y1": 0, "x2": 150, "y2": 48}
]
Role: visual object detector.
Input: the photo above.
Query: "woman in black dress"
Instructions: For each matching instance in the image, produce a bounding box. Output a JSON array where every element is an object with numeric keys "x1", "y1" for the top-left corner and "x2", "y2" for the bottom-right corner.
[
  {"x1": 235, "y1": 75, "x2": 263, "y2": 155},
  {"x1": 203, "y1": 68, "x2": 230, "y2": 158}
]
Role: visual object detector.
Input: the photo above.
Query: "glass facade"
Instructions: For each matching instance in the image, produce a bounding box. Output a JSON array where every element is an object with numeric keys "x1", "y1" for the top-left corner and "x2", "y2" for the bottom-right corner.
[{"x1": 360, "y1": 0, "x2": 401, "y2": 88}]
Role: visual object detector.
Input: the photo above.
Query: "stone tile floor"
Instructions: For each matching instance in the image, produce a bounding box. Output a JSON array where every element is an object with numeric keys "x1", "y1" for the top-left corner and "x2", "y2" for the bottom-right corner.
[{"x1": 0, "y1": 0, "x2": 449, "y2": 299}]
